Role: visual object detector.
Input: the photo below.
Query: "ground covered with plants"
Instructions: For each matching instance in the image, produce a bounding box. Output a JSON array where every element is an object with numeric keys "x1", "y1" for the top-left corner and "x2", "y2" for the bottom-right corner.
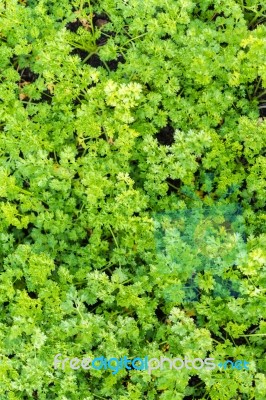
[{"x1": 0, "y1": 0, "x2": 266, "y2": 399}]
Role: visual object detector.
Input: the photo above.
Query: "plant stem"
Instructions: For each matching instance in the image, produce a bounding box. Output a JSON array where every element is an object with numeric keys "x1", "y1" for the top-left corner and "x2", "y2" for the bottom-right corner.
[
  {"x1": 101, "y1": 59, "x2": 111, "y2": 73},
  {"x1": 79, "y1": 0, "x2": 84, "y2": 13},
  {"x1": 108, "y1": 226, "x2": 121, "y2": 268},
  {"x1": 18, "y1": 188, "x2": 33, "y2": 196},
  {"x1": 82, "y1": 51, "x2": 96, "y2": 64},
  {"x1": 100, "y1": 263, "x2": 114, "y2": 272},
  {"x1": 248, "y1": 12, "x2": 261, "y2": 28},
  {"x1": 253, "y1": 77, "x2": 262, "y2": 97},
  {"x1": 87, "y1": 0, "x2": 95, "y2": 39},
  {"x1": 257, "y1": 90, "x2": 266, "y2": 99},
  {"x1": 239, "y1": 333, "x2": 266, "y2": 336},
  {"x1": 102, "y1": 126, "x2": 109, "y2": 142},
  {"x1": 109, "y1": 226, "x2": 119, "y2": 248},
  {"x1": 75, "y1": 303, "x2": 84, "y2": 321},
  {"x1": 122, "y1": 32, "x2": 148, "y2": 47},
  {"x1": 93, "y1": 394, "x2": 106, "y2": 399},
  {"x1": 119, "y1": 49, "x2": 127, "y2": 60},
  {"x1": 167, "y1": 182, "x2": 179, "y2": 191}
]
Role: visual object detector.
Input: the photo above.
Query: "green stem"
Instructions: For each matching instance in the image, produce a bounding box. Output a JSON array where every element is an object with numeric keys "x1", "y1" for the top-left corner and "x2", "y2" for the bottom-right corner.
[
  {"x1": 108, "y1": 226, "x2": 121, "y2": 268},
  {"x1": 87, "y1": 0, "x2": 95, "y2": 39},
  {"x1": 101, "y1": 59, "x2": 111, "y2": 73},
  {"x1": 109, "y1": 226, "x2": 119, "y2": 248},
  {"x1": 82, "y1": 51, "x2": 97, "y2": 64},
  {"x1": 253, "y1": 77, "x2": 262, "y2": 97},
  {"x1": 212, "y1": 338, "x2": 222, "y2": 345},
  {"x1": 122, "y1": 32, "x2": 148, "y2": 47},
  {"x1": 239, "y1": 333, "x2": 266, "y2": 336},
  {"x1": 257, "y1": 90, "x2": 266, "y2": 99},
  {"x1": 248, "y1": 12, "x2": 261, "y2": 28},
  {"x1": 18, "y1": 187, "x2": 33, "y2": 196},
  {"x1": 93, "y1": 394, "x2": 106, "y2": 399},
  {"x1": 100, "y1": 31, "x2": 113, "y2": 38},
  {"x1": 256, "y1": 16, "x2": 266, "y2": 26},
  {"x1": 79, "y1": 0, "x2": 84, "y2": 13},
  {"x1": 167, "y1": 182, "x2": 179, "y2": 191},
  {"x1": 100, "y1": 264, "x2": 114, "y2": 272},
  {"x1": 229, "y1": 334, "x2": 236, "y2": 347},
  {"x1": 81, "y1": 146, "x2": 88, "y2": 157},
  {"x1": 119, "y1": 49, "x2": 127, "y2": 60},
  {"x1": 75, "y1": 303, "x2": 84, "y2": 321},
  {"x1": 122, "y1": 278, "x2": 132, "y2": 284},
  {"x1": 102, "y1": 126, "x2": 109, "y2": 142},
  {"x1": 20, "y1": 101, "x2": 38, "y2": 105}
]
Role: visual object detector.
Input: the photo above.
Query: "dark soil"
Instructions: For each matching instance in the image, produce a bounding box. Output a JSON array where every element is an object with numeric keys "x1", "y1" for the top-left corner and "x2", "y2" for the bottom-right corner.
[
  {"x1": 66, "y1": 19, "x2": 83, "y2": 33},
  {"x1": 166, "y1": 178, "x2": 182, "y2": 195},
  {"x1": 40, "y1": 89, "x2": 53, "y2": 104},
  {"x1": 156, "y1": 123, "x2": 175, "y2": 145},
  {"x1": 28, "y1": 292, "x2": 38, "y2": 299},
  {"x1": 71, "y1": 47, "x2": 125, "y2": 72},
  {"x1": 155, "y1": 306, "x2": 168, "y2": 322},
  {"x1": 18, "y1": 67, "x2": 39, "y2": 83}
]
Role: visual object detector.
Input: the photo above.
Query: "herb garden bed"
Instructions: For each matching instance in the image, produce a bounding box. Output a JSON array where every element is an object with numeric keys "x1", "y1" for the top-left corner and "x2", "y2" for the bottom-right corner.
[{"x1": 0, "y1": 1, "x2": 265, "y2": 399}]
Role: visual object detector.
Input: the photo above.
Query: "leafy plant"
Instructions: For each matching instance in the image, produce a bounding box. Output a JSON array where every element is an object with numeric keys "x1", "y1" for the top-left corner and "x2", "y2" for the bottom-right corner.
[{"x1": 0, "y1": 0, "x2": 265, "y2": 399}]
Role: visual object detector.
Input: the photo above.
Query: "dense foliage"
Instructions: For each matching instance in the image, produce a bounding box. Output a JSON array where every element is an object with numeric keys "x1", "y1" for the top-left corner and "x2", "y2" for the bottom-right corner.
[{"x1": 0, "y1": 0, "x2": 265, "y2": 399}]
